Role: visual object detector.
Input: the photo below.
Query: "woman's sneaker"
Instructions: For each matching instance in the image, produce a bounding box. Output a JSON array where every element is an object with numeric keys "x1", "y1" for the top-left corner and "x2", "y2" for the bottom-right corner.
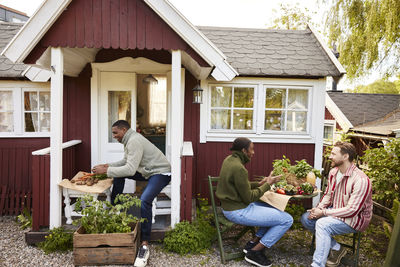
[
  {"x1": 134, "y1": 245, "x2": 150, "y2": 267},
  {"x1": 245, "y1": 249, "x2": 272, "y2": 267},
  {"x1": 243, "y1": 241, "x2": 257, "y2": 253}
]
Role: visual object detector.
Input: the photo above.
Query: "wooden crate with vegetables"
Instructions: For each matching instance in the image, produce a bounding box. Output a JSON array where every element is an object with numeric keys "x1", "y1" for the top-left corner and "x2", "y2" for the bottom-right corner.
[{"x1": 73, "y1": 195, "x2": 143, "y2": 266}]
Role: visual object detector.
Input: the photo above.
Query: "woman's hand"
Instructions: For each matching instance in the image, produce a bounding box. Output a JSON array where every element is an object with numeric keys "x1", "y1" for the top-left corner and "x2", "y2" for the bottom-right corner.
[{"x1": 259, "y1": 171, "x2": 282, "y2": 185}]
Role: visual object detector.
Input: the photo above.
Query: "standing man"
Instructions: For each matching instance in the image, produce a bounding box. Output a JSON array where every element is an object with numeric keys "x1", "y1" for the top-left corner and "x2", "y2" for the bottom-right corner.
[
  {"x1": 216, "y1": 137, "x2": 293, "y2": 267},
  {"x1": 301, "y1": 142, "x2": 372, "y2": 267},
  {"x1": 92, "y1": 120, "x2": 171, "y2": 267}
]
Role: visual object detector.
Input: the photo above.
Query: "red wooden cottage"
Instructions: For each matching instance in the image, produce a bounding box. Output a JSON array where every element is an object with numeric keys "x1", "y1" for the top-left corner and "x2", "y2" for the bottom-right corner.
[{"x1": 0, "y1": 0, "x2": 345, "y2": 233}]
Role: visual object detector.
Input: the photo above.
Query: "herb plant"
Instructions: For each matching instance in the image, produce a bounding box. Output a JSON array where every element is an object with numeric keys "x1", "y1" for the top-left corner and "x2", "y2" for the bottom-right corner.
[
  {"x1": 16, "y1": 207, "x2": 32, "y2": 230},
  {"x1": 38, "y1": 227, "x2": 73, "y2": 254},
  {"x1": 272, "y1": 155, "x2": 292, "y2": 176},
  {"x1": 74, "y1": 194, "x2": 144, "y2": 234}
]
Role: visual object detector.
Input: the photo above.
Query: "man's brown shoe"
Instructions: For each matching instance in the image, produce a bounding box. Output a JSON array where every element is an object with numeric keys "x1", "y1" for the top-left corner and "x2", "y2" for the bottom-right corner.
[{"x1": 326, "y1": 246, "x2": 347, "y2": 267}]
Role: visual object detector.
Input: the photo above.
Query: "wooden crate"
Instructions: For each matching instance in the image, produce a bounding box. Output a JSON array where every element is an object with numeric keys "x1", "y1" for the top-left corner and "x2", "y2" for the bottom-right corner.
[{"x1": 73, "y1": 222, "x2": 139, "y2": 266}]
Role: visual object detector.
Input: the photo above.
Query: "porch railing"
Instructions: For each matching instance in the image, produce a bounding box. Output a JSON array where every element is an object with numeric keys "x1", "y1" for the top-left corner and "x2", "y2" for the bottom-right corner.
[{"x1": 31, "y1": 140, "x2": 82, "y2": 231}]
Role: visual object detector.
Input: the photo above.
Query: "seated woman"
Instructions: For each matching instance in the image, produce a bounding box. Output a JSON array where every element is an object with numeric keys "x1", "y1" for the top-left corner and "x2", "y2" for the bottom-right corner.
[{"x1": 216, "y1": 137, "x2": 293, "y2": 267}]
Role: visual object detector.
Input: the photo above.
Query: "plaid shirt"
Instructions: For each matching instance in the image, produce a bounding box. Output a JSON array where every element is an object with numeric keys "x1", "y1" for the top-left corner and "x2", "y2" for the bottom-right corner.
[{"x1": 317, "y1": 164, "x2": 373, "y2": 232}]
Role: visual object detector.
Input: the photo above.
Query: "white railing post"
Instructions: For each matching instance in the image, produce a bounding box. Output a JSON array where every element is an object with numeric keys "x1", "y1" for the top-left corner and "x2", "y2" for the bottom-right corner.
[
  {"x1": 50, "y1": 47, "x2": 64, "y2": 229},
  {"x1": 170, "y1": 50, "x2": 182, "y2": 227}
]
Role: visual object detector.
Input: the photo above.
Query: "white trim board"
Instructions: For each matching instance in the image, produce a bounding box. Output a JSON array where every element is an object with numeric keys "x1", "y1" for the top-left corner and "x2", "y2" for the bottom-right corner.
[{"x1": 325, "y1": 93, "x2": 353, "y2": 132}]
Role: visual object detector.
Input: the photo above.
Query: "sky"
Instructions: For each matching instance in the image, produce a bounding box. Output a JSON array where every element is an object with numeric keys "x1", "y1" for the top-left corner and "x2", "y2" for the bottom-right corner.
[{"x1": 0, "y1": 0, "x2": 383, "y2": 90}]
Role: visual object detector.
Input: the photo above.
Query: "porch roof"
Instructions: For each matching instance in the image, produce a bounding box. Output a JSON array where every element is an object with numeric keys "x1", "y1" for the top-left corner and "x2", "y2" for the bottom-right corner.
[{"x1": 0, "y1": 0, "x2": 237, "y2": 81}]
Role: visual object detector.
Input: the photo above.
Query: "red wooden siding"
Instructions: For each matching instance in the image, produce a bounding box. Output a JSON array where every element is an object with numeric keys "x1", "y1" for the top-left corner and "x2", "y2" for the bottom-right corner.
[
  {"x1": 324, "y1": 107, "x2": 341, "y2": 130},
  {"x1": 180, "y1": 155, "x2": 193, "y2": 222},
  {"x1": 0, "y1": 138, "x2": 49, "y2": 215},
  {"x1": 183, "y1": 71, "x2": 316, "y2": 199},
  {"x1": 25, "y1": 0, "x2": 208, "y2": 67}
]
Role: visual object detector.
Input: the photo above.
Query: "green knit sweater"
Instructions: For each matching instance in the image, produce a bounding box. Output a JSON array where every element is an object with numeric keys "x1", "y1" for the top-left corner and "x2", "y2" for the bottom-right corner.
[{"x1": 215, "y1": 151, "x2": 270, "y2": 211}]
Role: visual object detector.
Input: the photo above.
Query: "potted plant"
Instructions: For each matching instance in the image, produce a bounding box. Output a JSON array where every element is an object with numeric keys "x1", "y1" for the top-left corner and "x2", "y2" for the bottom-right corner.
[{"x1": 72, "y1": 194, "x2": 143, "y2": 266}]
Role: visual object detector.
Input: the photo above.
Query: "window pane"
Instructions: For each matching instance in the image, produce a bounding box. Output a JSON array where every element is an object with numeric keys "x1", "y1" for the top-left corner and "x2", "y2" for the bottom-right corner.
[
  {"x1": 287, "y1": 111, "x2": 307, "y2": 132},
  {"x1": 25, "y1": 113, "x2": 38, "y2": 132},
  {"x1": 234, "y1": 87, "x2": 254, "y2": 108},
  {"x1": 210, "y1": 109, "x2": 231, "y2": 129},
  {"x1": 24, "y1": 92, "x2": 38, "y2": 111},
  {"x1": 288, "y1": 89, "x2": 308, "y2": 109},
  {"x1": 0, "y1": 112, "x2": 13, "y2": 132},
  {"x1": 324, "y1": 125, "x2": 333, "y2": 140},
  {"x1": 0, "y1": 91, "x2": 13, "y2": 111},
  {"x1": 40, "y1": 113, "x2": 50, "y2": 132},
  {"x1": 39, "y1": 92, "x2": 51, "y2": 111},
  {"x1": 108, "y1": 91, "x2": 131, "y2": 142},
  {"x1": 266, "y1": 88, "x2": 286, "y2": 109},
  {"x1": 211, "y1": 86, "x2": 232, "y2": 107},
  {"x1": 265, "y1": 110, "x2": 285, "y2": 130},
  {"x1": 233, "y1": 110, "x2": 253, "y2": 130}
]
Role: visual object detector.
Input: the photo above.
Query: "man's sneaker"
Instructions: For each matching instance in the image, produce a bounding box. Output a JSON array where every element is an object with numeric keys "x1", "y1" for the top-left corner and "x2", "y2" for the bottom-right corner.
[
  {"x1": 243, "y1": 241, "x2": 257, "y2": 253},
  {"x1": 134, "y1": 245, "x2": 150, "y2": 267},
  {"x1": 326, "y1": 246, "x2": 347, "y2": 267},
  {"x1": 244, "y1": 249, "x2": 272, "y2": 267}
]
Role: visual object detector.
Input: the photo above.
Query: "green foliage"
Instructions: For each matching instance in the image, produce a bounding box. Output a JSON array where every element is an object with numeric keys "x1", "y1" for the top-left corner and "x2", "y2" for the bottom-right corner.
[
  {"x1": 323, "y1": 131, "x2": 352, "y2": 159},
  {"x1": 383, "y1": 198, "x2": 399, "y2": 238},
  {"x1": 73, "y1": 194, "x2": 144, "y2": 234},
  {"x1": 361, "y1": 138, "x2": 400, "y2": 206},
  {"x1": 164, "y1": 197, "x2": 216, "y2": 255},
  {"x1": 326, "y1": 0, "x2": 400, "y2": 79},
  {"x1": 16, "y1": 207, "x2": 32, "y2": 230},
  {"x1": 271, "y1": 3, "x2": 315, "y2": 30},
  {"x1": 300, "y1": 182, "x2": 314, "y2": 195},
  {"x1": 350, "y1": 79, "x2": 400, "y2": 94},
  {"x1": 272, "y1": 155, "x2": 292, "y2": 176},
  {"x1": 292, "y1": 159, "x2": 313, "y2": 179},
  {"x1": 285, "y1": 204, "x2": 305, "y2": 229},
  {"x1": 38, "y1": 227, "x2": 73, "y2": 254}
]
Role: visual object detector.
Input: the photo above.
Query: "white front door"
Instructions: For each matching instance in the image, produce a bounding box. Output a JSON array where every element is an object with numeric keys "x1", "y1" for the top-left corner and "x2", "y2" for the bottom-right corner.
[{"x1": 99, "y1": 71, "x2": 137, "y2": 192}]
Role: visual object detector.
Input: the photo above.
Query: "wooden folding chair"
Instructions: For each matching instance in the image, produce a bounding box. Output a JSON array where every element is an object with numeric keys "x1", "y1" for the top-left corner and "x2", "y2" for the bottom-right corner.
[{"x1": 208, "y1": 175, "x2": 254, "y2": 264}]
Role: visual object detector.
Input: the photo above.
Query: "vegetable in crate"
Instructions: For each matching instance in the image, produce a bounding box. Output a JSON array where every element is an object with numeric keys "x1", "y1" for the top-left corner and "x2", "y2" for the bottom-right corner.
[
  {"x1": 284, "y1": 184, "x2": 296, "y2": 195},
  {"x1": 299, "y1": 182, "x2": 314, "y2": 195},
  {"x1": 272, "y1": 156, "x2": 292, "y2": 176}
]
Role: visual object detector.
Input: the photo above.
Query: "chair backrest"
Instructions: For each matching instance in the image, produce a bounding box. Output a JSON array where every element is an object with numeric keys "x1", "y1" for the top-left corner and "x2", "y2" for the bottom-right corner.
[{"x1": 208, "y1": 176, "x2": 219, "y2": 211}]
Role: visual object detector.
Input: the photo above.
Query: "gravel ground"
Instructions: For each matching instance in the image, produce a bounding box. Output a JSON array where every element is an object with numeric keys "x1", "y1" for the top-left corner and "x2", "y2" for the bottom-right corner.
[{"x1": 0, "y1": 216, "x2": 382, "y2": 267}]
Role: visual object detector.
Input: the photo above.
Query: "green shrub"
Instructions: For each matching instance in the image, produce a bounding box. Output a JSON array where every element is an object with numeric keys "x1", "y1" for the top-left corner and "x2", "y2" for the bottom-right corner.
[
  {"x1": 361, "y1": 138, "x2": 400, "y2": 207},
  {"x1": 38, "y1": 227, "x2": 73, "y2": 254},
  {"x1": 164, "y1": 197, "x2": 216, "y2": 255},
  {"x1": 163, "y1": 219, "x2": 215, "y2": 255},
  {"x1": 285, "y1": 203, "x2": 305, "y2": 229}
]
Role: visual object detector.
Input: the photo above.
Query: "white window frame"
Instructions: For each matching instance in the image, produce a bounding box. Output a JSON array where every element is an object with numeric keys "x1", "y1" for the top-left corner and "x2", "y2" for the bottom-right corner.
[
  {"x1": 208, "y1": 84, "x2": 257, "y2": 133},
  {"x1": 0, "y1": 81, "x2": 50, "y2": 138},
  {"x1": 200, "y1": 77, "x2": 326, "y2": 144},
  {"x1": 323, "y1": 120, "x2": 336, "y2": 145}
]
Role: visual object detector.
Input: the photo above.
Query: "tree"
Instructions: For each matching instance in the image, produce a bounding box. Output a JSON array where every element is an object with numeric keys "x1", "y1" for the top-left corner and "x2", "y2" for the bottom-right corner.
[
  {"x1": 271, "y1": 3, "x2": 314, "y2": 30},
  {"x1": 326, "y1": 0, "x2": 400, "y2": 79},
  {"x1": 350, "y1": 79, "x2": 400, "y2": 94}
]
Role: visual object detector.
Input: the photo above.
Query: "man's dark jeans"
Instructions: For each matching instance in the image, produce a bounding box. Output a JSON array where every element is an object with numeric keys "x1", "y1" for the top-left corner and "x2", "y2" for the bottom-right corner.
[{"x1": 111, "y1": 172, "x2": 171, "y2": 242}]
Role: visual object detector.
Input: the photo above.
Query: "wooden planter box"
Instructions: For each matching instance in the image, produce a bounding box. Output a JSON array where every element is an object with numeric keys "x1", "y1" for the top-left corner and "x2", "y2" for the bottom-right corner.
[{"x1": 73, "y1": 223, "x2": 140, "y2": 266}]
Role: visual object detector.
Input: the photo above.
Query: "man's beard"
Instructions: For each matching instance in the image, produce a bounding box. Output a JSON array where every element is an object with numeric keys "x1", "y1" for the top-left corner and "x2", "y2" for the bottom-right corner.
[{"x1": 331, "y1": 159, "x2": 344, "y2": 168}]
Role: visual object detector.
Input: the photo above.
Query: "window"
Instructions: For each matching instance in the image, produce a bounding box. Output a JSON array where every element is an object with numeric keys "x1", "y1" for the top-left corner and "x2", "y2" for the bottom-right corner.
[
  {"x1": 0, "y1": 84, "x2": 50, "y2": 137},
  {"x1": 210, "y1": 86, "x2": 255, "y2": 131},
  {"x1": 0, "y1": 91, "x2": 13, "y2": 132},
  {"x1": 24, "y1": 90, "x2": 51, "y2": 132},
  {"x1": 323, "y1": 120, "x2": 336, "y2": 144},
  {"x1": 201, "y1": 79, "x2": 319, "y2": 143},
  {"x1": 265, "y1": 88, "x2": 308, "y2": 132}
]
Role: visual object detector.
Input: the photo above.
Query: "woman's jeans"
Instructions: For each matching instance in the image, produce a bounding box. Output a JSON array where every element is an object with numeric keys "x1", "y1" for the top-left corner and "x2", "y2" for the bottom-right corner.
[
  {"x1": 301, "y1": 212, "x2": 357, "y2": 267},
  {"x1": 222, "y1": 202, "x2": 293, "y2": 248},
  {"x1": 111, "y1": 172, "x2": 171, "y2": 242}
]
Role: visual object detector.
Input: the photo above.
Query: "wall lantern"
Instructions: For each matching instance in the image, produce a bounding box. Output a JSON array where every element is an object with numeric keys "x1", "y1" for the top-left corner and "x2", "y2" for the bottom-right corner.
[
  {"x1": 192, "y1": 84, "x2": 203, "y2": 104},
  {"x1": 143, "y1": 74, "x2": 158, "y2": 84}
]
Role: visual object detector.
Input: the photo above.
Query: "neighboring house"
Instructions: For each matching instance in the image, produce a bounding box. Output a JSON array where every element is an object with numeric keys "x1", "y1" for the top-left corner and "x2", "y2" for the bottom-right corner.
[
  {"x1": 325, "y1": 91, "x2": 400, "y2": 153},
  {"x1": 0, "y1": 0, "x2": 345, "y2": 234},
  {"x1": 0, "y1": 4, "x2": 29, "y2": 23}
]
